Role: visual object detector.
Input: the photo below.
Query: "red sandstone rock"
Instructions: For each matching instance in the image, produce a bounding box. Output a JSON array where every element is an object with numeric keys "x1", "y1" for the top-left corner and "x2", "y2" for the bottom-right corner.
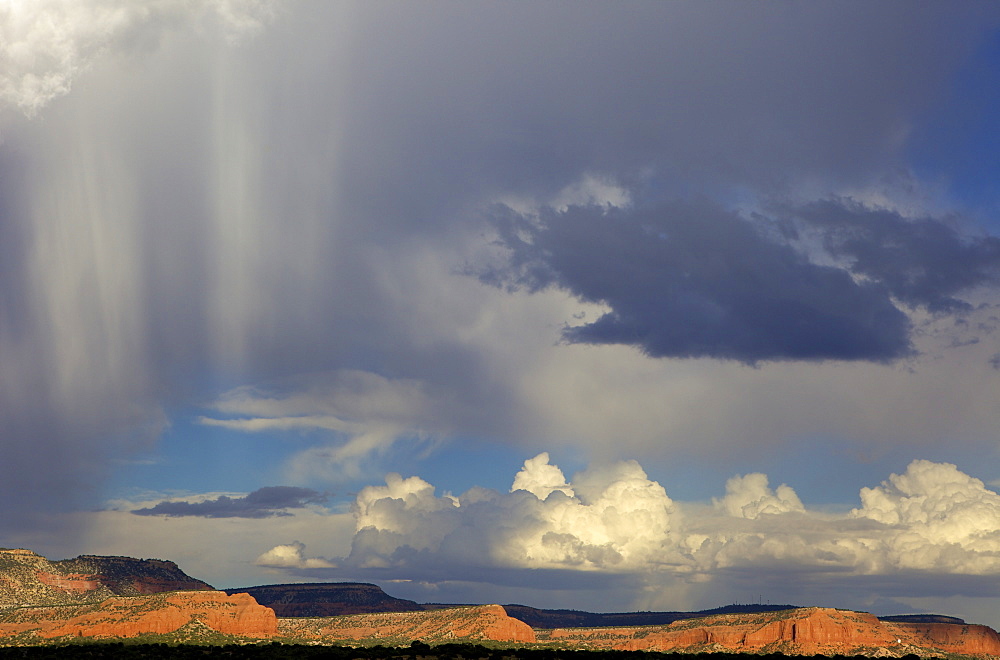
[
  {"x1": 885, "y1": 621, "x2": 1000, "y2": 656},
  {"x1": 35, "y1": 572, "x2": 102, "y2": 593},
  {"x1": 545, "y1": 607, "x2": 1000, "y2": 656},
  {"x1": 0, "y1": 590, "x2": 277, "y2": 640},
  {"x1": 5, "y1": 576, "x2": 1000, "y2": 658}
]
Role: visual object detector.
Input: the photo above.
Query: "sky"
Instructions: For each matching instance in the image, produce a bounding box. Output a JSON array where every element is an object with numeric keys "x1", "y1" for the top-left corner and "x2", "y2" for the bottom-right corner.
[{"x1": 4, "y1": 0, "x2": 1000, "y2": 627}]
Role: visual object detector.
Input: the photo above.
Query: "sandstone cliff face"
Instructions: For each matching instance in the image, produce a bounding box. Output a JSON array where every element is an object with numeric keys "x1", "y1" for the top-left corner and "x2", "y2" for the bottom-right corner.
[
  {"x1": 0, "y1": 590, "x2": 277, "y2": 640},
  {"x1": 543, "y1": 607, "x2": 1000, "y2": 657},
  {"x1": 0, "y1": 548, "x2": 213, "y2": 609},
  {"x1": 886, "y1": 621, "x2": 1000, "y2": 656},
  {"x1": 280, "y1": 604, "x2": 536, "y2": 644}
]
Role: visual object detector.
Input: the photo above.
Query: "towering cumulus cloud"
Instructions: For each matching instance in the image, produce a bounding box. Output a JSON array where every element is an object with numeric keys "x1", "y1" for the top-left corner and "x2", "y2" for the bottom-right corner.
[
  {"x1": 852, "y1": 460, "x2": 1000, "y2": 573},
  {"x1": 714, "y1": 473, "x2": 805, "y2": 519},
  {"x1": 256, "y1": 456, "x2": 1000, "y2": 611},
  {"x1": 338, "y1": 454, "x2": 682, "y2": 575}
]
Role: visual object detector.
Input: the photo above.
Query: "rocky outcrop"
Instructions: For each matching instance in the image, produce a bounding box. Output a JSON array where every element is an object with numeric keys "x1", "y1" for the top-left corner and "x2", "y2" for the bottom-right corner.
[
  {"x1": 543, "y1": 607, "x2": 1000, "y2": 657},
  {"x1": 225, "y1": 582, "x2": 421, "y2": 617},
  {"x1": 56, "y1": 554, "x2": 214, "y2": 596},
  {"x1": 0, "y1": 590, "x2": 277, "y2": 640},
  {"x1": 0, "y1": 548, "x2": 213, "y2": 609},
  {"x1": 280, "y1": 604, "x2": 536, "y2": 644}
]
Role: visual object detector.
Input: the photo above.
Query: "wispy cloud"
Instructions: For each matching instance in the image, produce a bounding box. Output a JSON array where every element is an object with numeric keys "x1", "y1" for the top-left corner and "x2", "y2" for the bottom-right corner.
[
  {"x1": 197, "y1": 370, "x2": 449, "y2": 481},
  {"x1": 131, "y1": 486, "x2": 328, "y2": 518}
]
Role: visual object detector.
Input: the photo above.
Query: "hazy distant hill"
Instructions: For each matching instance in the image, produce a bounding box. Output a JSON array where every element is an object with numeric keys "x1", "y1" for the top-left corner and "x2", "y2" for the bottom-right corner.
[{"x1": 0, "y1": 548, "x2": 213, "y2": 608}]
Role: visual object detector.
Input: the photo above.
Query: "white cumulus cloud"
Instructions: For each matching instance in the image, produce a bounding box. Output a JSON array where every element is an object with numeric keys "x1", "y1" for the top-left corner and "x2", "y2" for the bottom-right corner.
[
  {"x1": 852, "y1": 460, "x2": 1000, "y2": 573},
  {"x1": 714, "y1": 472, "x2": 805, "y2": 519},
  {"x1": 510, "y1": 452, "x2": 573, "y2": 499},
  {"x1": 344, "y1": 453, "x2": 683, "y2": 573},
  {"x1": 255, "y1": 540, "x2": 334, "y2": 569},
  {"x1": 256, "y1": 457, "x2": 1000, "y2": 607}
]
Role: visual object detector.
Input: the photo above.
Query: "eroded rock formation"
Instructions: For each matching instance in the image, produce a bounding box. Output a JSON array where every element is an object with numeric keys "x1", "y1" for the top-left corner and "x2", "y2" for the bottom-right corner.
[{"x1": 0, "y1": 590, "x2": 277, "y2": 640}]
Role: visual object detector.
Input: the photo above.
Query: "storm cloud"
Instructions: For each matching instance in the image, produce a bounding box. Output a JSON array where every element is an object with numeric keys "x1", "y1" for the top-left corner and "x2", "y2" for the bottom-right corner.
[
  {"x1": 486, "y1": 200, "x2": 916, "y2": 363},
  {"x1": 784, "y1": 198, "x2": 1000, "y2": 313}
]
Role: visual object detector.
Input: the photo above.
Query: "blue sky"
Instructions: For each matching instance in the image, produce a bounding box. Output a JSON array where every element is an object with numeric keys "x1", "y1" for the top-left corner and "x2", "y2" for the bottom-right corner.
[{"x1": 5, "y1": 0, "x2": 1000, "y2": 628}]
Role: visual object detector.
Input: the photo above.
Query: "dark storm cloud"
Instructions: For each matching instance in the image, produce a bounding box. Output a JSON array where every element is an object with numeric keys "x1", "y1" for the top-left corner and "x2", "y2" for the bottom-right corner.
[
  {"x1": 485, "y1": 201, "x2": 913, "y2": 363},
  {"x1": 2, "y1": 0, "x2": 1000, "y2": 534},
  {"x1": 131, "y1": 487, "x2": 328, "y2": 518},
  {"x1": 783, "y1": 198, "x2": 1000, "y2": 313}
]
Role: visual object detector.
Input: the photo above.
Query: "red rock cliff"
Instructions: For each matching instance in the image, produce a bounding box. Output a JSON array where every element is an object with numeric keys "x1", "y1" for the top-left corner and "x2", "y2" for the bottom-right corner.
[
  {"x1": 545, "y1": 607, "x2": 1000, "y2": 656},
  {"x1": 886, "y1": 621, "x2": 1000, "y2": 656},
  {"x1": 0, "y1": 590, "x2": 277, "y2": 640}
]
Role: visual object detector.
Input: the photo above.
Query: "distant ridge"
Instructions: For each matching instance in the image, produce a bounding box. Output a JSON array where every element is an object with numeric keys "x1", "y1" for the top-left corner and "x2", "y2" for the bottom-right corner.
[
  {"x1": 878, "y1": 613, "x2": 966, "y2": 624},
  {"x1": 501, "y1": 602, "x2": 798, "y2": 629},
  {"x1": 226, "y1": 579, "x2": 798, "y2": 627}
]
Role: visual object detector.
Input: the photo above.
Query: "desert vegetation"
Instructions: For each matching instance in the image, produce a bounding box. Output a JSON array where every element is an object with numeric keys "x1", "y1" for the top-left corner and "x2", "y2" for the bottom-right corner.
[{"x1": 0, "y1": 643, "x2": 928, "y2": 660}]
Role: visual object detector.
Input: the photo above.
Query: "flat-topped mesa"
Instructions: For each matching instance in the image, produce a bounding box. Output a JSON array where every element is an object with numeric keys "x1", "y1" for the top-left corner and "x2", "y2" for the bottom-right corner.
[
  {"x1": 225, "y1": 582, "x2": 420, "y2": 617},
  {"x1": 545, "y1": 607, "x2": 1000, "y2": 656},
  {"x1": 0, "y1": 590, "x2": 278, "y2": 640},
  {"x1": 280, "y1": 604, "x2": 536, "y2": 644}
]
